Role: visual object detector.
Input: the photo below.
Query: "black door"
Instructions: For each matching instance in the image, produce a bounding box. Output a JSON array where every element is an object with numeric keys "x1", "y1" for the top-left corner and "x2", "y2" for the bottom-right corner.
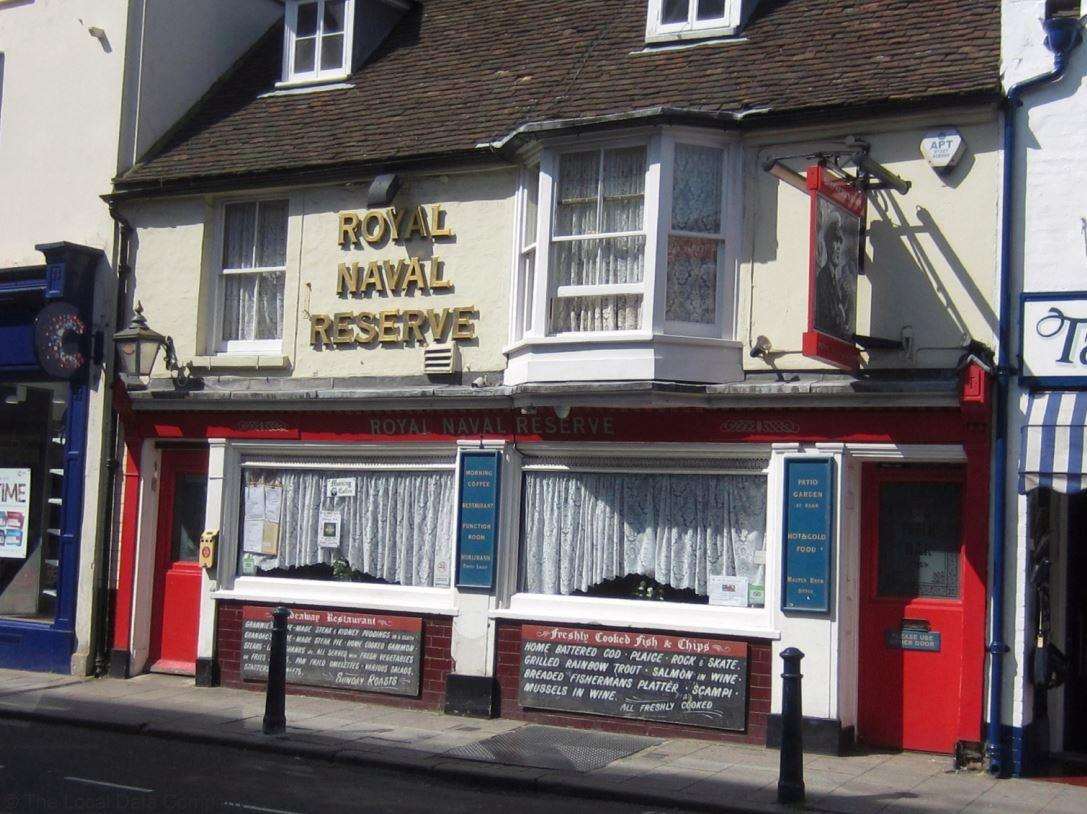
[{"x1": 1065, "y1": 492, "x2": 1087, "y2": 753}]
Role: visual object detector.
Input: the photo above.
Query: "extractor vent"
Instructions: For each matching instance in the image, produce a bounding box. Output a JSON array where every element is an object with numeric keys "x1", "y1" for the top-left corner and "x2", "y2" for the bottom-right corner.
[{"x1": 423, "y1": 342, "x2": 459, "y2": 375}]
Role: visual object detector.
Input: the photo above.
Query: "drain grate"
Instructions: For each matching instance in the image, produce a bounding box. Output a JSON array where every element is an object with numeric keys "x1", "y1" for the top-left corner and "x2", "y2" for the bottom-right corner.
[{"x1": 445, "y1": 724, "x2": 660, "y2": 772}]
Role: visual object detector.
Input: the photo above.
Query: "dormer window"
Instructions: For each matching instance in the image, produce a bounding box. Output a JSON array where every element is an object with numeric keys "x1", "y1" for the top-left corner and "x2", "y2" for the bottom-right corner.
[
  {"x1": 282, "y1": 0, "x2": 354, "y2": 86},
  {"x1": 646, "y1": 0, "x2": 751, "y2": 44}
]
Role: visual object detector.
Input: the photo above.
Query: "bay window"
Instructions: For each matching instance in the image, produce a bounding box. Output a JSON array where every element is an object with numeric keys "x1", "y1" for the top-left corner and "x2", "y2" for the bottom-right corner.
[
  {"x1": 216, "y1": 200, "x2": 288, "y2": 354},
  {"x1": 507, "y1": 129, "x2": 742, "y2": 384}
]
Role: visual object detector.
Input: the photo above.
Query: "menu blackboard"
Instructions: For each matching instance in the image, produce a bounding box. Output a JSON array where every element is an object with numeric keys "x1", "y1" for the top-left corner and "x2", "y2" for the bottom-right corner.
[
  {"x1": 518, "y1": 624, "x2": 748, "y2": 731},
  {"x1": 241, "y1": 606, "x2": 422, "y2": 696}
]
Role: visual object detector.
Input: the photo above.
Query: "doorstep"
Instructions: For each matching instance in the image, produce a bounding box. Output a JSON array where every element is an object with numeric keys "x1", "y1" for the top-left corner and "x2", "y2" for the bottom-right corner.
[{"x1": 2, "y1": 669, "x2": 1085, "y2": 814}]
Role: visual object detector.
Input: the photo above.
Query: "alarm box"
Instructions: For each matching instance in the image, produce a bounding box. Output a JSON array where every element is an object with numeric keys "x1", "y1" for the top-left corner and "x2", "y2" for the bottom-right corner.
[{"x1": 198, "y1": 530, "x2": 219, "y2": 569}]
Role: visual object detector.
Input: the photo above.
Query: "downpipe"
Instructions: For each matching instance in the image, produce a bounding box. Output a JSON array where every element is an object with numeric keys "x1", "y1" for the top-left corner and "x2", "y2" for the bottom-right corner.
[
  {"x1": 988, "y1": 14, "x2": 1081, "y2": 777},
  {"x1": 89, "y1": 207, "x2": 135, "y2": 676}
]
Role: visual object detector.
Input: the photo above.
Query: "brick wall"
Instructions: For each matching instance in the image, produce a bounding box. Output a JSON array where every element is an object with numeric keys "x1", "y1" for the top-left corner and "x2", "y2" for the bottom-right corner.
[
  {"x1": 216, "y1": 601, "x2": 452, "y2": 710},
  {"x1": 495, "y1": 621, "x2": 772, "y2": 744}
]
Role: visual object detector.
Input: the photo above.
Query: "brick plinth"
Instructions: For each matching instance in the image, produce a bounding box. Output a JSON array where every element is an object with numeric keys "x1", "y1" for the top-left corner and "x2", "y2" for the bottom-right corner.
[
  {"x1": 495, "y1": 621, "x2": 772, "y2": 744},
  {"x1": 216, "y1": 601, "x2": 452, "y2": 710}
]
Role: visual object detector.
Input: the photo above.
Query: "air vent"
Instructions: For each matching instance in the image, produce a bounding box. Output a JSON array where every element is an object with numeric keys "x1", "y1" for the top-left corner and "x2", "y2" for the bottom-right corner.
[{"x1": 423, "y1": 342, "x2": 459, "y2": 375}]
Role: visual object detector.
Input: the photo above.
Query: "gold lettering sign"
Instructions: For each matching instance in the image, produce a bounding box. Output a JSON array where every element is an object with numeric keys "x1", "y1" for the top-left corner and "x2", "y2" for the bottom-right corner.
[
  {"x1": 337, "y1": 205, "x2": 455, "y2": 248},
  {"x1": 310, "y1": 306, "x2": 479, "y2": 347},
  {"x1": 319, "y1": 204, "x2": 477, "y2": 348}
]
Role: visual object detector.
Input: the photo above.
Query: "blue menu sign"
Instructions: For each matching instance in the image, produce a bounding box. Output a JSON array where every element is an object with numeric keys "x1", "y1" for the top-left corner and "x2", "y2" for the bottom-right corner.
[
  {"x1": 456, "y1": 450, "x2": 501, "y2": 589},
  {"x1": 781, "y1": 458, "x2": 834, "y2": 613}
]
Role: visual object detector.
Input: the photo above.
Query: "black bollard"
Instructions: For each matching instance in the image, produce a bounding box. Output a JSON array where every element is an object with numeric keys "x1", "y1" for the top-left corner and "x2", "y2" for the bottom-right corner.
[
  {"x1": 262, "y1": 606, "x2": 289, "y2": 735},
  {"x1": 777, "y1": 647, "x2": 805, "y2": 805}
]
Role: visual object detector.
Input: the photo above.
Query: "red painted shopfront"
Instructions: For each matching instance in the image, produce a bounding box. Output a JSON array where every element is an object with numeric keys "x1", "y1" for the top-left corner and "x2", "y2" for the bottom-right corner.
[{"x1": 109, "y1": 370, "x2": 991, "y2": 755}]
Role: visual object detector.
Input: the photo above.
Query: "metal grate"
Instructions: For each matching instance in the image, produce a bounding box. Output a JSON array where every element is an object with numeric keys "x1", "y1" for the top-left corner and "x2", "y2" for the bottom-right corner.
[{"x1": 445, "y1": 725, "x2": 660, "y2": 772}]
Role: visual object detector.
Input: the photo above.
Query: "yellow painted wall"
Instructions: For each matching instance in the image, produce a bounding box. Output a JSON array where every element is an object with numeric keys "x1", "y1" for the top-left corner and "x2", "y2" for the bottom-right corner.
[
  {"x1": 743, "y1": 116, "x2": 1000, "y2": 372},
  {"x1": 128, "y1": 168, "x2": 518, "y2": 380},
  {"x1": 127, "y1": 113, "x2": 1000, "y2": 382}
]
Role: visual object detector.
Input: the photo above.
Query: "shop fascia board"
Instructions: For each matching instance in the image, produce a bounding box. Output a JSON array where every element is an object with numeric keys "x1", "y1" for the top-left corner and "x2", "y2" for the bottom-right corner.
[{"x1": 125, "y1": 381, "x2": 962, "y2": 411}]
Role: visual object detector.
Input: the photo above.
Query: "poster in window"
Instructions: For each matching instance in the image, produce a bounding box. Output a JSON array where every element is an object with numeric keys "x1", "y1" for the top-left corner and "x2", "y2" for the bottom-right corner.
[
  {"x1": 242, "y1": 483, "x2": 281, "y2": 556},
  {"x1": 0, "y1": 468, "x2": 31, "y2": 560},
  {"x1": 803, "y1": 165, "x2": 865, "y2": 370},
  {"x1": 318, "y1": 510, "x2": 342, "y2": 549}
]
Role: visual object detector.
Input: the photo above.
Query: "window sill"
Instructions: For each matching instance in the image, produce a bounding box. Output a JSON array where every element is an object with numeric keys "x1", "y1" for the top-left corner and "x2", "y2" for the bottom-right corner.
[
  {"x1": 188, "y1": 355, "x2": 290, "y2": 372},
  {"x1": 644, "y1": 24, "x2": 742, "y2": 45},
  {"x1": 213, "y1": 577, "x2": 459, "y2": 617},
  {"x1": 262, "y1": 81, "x2": 355, "y2": 98},
  {"x1": 492, "y1": 594, "x2": 779, "y2": 641}
]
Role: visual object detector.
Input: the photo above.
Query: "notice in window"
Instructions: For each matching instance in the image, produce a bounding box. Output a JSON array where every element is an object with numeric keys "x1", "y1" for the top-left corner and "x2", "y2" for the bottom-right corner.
[
  {"x1": 0, "y1": 468, "x2": 31, "y2": 560},
  {"x1": 326, "y1": 478, "x2": 356, "y2": 499},
  {"x1": 318, "y1": 510, "x2": 342, "y2": 549},
  {"x1": 242, "y1": 483, "x2": 281, "y2": 556},
  {"x1": 708, "y1": 575, "x2": 749, "y2": 608}
]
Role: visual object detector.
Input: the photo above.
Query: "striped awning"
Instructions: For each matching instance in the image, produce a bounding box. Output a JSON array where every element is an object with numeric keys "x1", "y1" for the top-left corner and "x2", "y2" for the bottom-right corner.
[{"x1": 1020, "y1": 391, "x2": 1087, "y2": 494}]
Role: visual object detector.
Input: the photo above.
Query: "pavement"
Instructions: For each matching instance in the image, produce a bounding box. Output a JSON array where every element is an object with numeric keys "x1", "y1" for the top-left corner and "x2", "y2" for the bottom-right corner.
[{"x1": 1, "y1": 668, "x2": 1085, "y2": 814}]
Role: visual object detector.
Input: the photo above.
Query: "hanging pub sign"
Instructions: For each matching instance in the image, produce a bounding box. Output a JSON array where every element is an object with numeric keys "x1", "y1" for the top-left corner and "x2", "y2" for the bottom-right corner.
[
  {"x1": 1020, "y1": 292, "x2": 1087, "y2": 386},
  {"x1": 781, "y1": 458, "x2": 834, "y2": 613},
  {"x1": 455, "y1": 449, "x2": 501, "y2": 589},
  {"x1": 803, "y1": 166, "x2": 865, "y2": 370}
]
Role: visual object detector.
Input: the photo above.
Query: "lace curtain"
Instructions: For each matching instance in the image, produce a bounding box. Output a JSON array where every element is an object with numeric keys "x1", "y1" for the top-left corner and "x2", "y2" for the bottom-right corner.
[
  {"x1": 521, "y1": 470, "x2": 766, "y2": 597},
  {"x1": 221, "y1": 200, "x2": 288, "y2": 342},
  {"x1": 241, "y1": 467, "x2": 455, "y2": 587},
  {"x1": 666, "y1": 144, "x2": 723, "y2": 325},
  {"x1": 551, "y1": 147, "x2": 646, "y2": 332}
]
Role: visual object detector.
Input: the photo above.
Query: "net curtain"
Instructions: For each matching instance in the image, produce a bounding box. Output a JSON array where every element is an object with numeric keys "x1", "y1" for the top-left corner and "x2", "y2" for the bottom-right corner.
[
  {"x1": 521, "y1": 470, "x2": 767, "y2": 596},
  {"x1": 250, "y1": 468, "x2": 455, "y2": 586}
]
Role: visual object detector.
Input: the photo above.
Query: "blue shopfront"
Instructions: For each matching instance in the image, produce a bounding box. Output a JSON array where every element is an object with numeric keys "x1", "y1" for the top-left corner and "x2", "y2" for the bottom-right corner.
[{"x1": 0, "y1": 243, "x2": 101, "y2": 672}]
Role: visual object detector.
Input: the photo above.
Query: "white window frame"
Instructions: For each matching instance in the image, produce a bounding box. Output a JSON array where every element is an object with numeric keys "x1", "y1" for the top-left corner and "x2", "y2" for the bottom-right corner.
[
  {"x1": 511, "y1": 128, "x2": 740, "y2": 346},
  {"x1": 212, "y1": 198, "x2": 289, "y2": 356},
  {"x1": 495, "y1": 443, "x2": 780, "y2": 639},
  {"x1": 212, "y1": 442, "x2": 460, "y2": 615},
  {"x1": 646, "y1": 0, "x2": 743, "y2": 44},
  {"x1": 280, "y1": 0, "x2": 355, "y2": 87},
  {"x1": 510, "y1": 164, "x2": 540, "y2": 343},
  {"x1": 547, "y1": 139, "x2": 652, "y2": 337}
]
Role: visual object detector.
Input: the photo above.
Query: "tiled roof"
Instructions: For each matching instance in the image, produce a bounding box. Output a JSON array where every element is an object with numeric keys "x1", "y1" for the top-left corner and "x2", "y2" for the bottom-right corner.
[{"x1": 116, "y1": 0, "x2": 1000, "y2": 190}]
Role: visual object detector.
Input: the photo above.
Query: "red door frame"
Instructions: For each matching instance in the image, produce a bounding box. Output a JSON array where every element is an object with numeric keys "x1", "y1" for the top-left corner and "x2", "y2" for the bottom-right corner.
[
  {"x1": 858, "y1": 463, "x2": 987, "y2": 753},
  {"x1": 146, "y1": 449, "x2": 208, "y2": 674}
]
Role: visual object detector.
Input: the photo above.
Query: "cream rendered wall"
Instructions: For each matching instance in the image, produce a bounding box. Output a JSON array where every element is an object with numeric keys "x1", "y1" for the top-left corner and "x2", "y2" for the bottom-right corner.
[
  {"x1": 128, "y1": 168, "x2": 519, "y2": 381},
  {"x1": 0, "y1": 0, "x2": 128, "y2": 265},
  {"x1": 0, "y1": 0, "x2": 131, "y2": 675},
  {"x1": 744, "y1": 115, "x2": 1001, "y2": 373}
]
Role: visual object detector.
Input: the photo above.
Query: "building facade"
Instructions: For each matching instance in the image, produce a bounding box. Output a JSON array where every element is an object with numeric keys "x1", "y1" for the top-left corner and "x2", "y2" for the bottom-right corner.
[
  {"x1": 108, "y1": 0, "x2": 1003, "y2": 757},
  {"x1": 999, "y1": 0, "x2": 1087, "y2": 775},
  {"x1": 0, "y1": 0, "x2": 280, "y2": 674}
]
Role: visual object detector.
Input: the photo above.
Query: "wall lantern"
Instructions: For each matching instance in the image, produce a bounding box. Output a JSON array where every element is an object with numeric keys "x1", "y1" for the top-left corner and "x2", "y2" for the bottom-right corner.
[{"x1": 113, "y1": 302, "x2": 192, "y2": 388}]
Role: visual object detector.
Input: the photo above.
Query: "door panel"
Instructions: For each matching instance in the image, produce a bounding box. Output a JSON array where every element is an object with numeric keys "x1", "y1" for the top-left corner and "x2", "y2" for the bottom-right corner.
[
  {"x1": 147, "y1": 450, "x2": 208, "y2": 674},
  {"x1": 858, "y1": 466, "x2": 974, "y2": 754}
]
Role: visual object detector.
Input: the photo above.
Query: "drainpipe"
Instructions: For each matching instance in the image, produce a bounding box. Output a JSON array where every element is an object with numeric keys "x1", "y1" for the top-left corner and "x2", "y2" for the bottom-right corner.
[
  {"x1": 90, "y1": 206, "x2": 135, "y2": 675},
  {"x1": 989, "y1": 13, "x2": 1081, "y2": 777}
]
